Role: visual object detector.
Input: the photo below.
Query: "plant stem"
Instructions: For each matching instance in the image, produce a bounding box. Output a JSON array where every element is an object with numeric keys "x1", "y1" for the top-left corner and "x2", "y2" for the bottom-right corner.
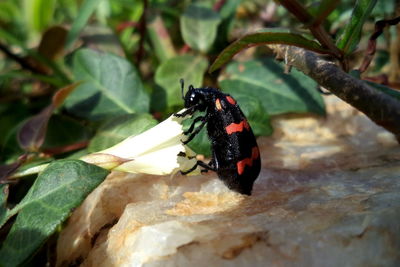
[
  {"x1": 135, "y1": 0, "x2": 148, "y2": 65},
  {"x1": 269, "y1": 44, "x2": 400, "y2": 142},
  {"x1": 278, "y1": 0, "x2": 343, "y2": 60}
]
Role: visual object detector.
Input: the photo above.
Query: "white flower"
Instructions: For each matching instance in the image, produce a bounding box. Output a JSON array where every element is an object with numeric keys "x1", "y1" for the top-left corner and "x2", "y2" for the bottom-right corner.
[{"x1": 81, "y1": 110, "x2": 201, "y2": 176}]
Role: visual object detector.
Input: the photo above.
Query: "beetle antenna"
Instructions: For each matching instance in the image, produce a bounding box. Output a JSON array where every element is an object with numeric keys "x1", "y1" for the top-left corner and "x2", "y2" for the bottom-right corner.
[{"x1": 180, "y1": 78, "x2": 185, "y2": 100}]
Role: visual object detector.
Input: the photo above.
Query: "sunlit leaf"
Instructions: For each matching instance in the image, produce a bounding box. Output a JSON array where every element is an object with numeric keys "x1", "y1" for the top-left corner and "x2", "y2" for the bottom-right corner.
[
  {"x1": 0, "y1": 160, "x2": 109, "y2": 266},
  {"x1": 336, "y1": 0, "x2": 377, "y2": 55},
  {"x1": 219, "y1": 58, "x2": 325, "y2": 116},
  {"x1": 180, "y1": 3, "x2": 221, "y2": 52},
  {"x1": 65, "y1": 49, "x2": 149, "y2": 120},
  {"x1": 155, "y1": 55, "x2": 208, "y2": 110},
  {"x1": 147, "y1": 15, "x2": 176, "y2": 62}
]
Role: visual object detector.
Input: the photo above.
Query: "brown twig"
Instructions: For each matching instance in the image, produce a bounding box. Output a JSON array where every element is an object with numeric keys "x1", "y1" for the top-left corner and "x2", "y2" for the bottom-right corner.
[
  {"x1": 359, "y1": 16, "x2": 400, "y2": 73},
  {"x1": 269, "y1": 44, "x2": 400, "y2": 142},
  {"x1": 135, "y1": 0, "x2": 148, "y2": 65},
  {"x1": 277, "y1": 0, "x2": 343, "y2": 61},
  {"x1": 116, "y1": 21, "x2": 140, "y2": 33},
  {"x1": 0, "y1": 154, "x2": 27, "y2": 183},
  {"x1": 179, "y1": 45, "x2": 191, "y2": 54},
  {"x1": 42, "y1": 141, "x2": 89, "y2": 156},
  {"x1": 213, "y1": 0, "x2": 226, "y2": 11},
  {"x1": 0, "y1": 42, "x2": 45, "y2": 74}
]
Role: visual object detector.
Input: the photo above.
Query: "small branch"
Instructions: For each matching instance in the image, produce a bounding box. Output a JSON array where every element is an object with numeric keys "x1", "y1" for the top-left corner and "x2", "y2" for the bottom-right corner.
[
  {"x1": 42, "y1": 141, "x2": 89, "y2": 156},
  {"x1": 0, "y1": 42, "x2": 46, "y2": 74},
  {"x1": 277, "y1": 0, "x2": 343, "y2": 61},
  {"x1": 359, "y1": 16, "x2": 400, "y2": 73},
  {"x1": 116, "y1": 21, "x2": 140, "y2": 33},
  {"x1": 0, "y1": 154, "x2": 27, "y2": 183},
  {"x1": 277, "y1": 0, "x2": 313, "y2": 24},
  {"x1": 269, "y1": 44, "x2": 400, "y2": 142},
  {"x1": 213, "y1": 0, "x2": 226, "y2": 11},
  {"x1": 135, "y1": 0, "x2": 148, "y2": 65}
]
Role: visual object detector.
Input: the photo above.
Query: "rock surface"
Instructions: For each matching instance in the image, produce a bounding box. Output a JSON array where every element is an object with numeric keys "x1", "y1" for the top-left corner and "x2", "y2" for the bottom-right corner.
[{"x1": 56, "y1": 96, "x2": 400, "y2": 267}]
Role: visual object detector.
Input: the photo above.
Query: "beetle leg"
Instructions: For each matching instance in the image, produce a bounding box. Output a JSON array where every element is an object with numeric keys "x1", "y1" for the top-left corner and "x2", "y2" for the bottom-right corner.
[
  {"x1": 180, "y1": 163, "x2": 198, "y2": 175},
  {"x1": 197, "y1": 160, "x2": 217, "y2": 171},
  {"x1": 200, "y1": 159, "x2": 215, "y2": 173},
  {"x1": 182, "y1": 118, "x2": 208, "y2": 144},
  {"x1": 174, "y1": 104, "x2": 199, "y2": 117},
  {"x1": 180, "y1": 160, "x2": 217, "y2": 175},
  {"x1": 184, "y1": 116, "x2": 205, "y2": 135}
]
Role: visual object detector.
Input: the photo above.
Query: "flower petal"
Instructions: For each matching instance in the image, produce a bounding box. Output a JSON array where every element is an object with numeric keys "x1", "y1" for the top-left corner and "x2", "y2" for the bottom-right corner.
[{"x1": 81, "y1": 110, "x2": 200, "y2": 175}]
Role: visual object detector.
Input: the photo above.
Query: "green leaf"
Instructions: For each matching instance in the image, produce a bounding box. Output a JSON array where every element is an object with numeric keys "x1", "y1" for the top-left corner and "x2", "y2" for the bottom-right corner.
[
  {"x1": 219, "y1": 58, "x2": 325, "y2": 116},
  {"x1": 213, "y1": 0, "x2": 241, "y2": 51},
  {"x1": 180, "y1": 3, "x2": 222, "y2": 52},
  {"x1": 336, "y1": 0, "x2": 377, "y2": 55},
  {"x1": 309, "y1": 0, "x2": 340, "y2": 24},
  {"x1": 17, "y1": 106, "x2": 53, "y2": 152},
  {"x1": 17, "y1": 83, "x2": 80, "y2": 152},
  {"x1": 0, "y1": 2, "x2": 20, "y2": 23},
  {"x1": 88, "y1": 113, "x2": 158, "y2": 152},
  {"x1": 0, "y1": 102, "x2": 29, "y2": 147},
  {"x1": 1, "y1": 123, "x2": 24, "y2": 164},
  {"x1": 209, "y1": 28, "x2": 332, "y2": 73},
  {"x1": 371, "y1": 0, "x2": 395, "y2": 17},
  {"x1": 0, "y1": 184, "x2": 9, "y2": 225},
  {"x1": 147, "y1": 15, "x2": 176, "y2": 63},
  {"x1": 65, "y1": 0, "x2": 102, "y2": 49},
  {"x1": 219, "y1": 0, "x2": 241, "y2": 20},
  {"x1": 0, "y1": 160, "x2": 109, "y2": 266},
  {"x1": 23, "y1": 0, "x2": 56, "y2": 33},
  {"x1": 65, "y1": 48, "x2": 149, "y2": 120},
  {"x1": 154, "y1": 55, "x2": 208, "y2": 110},
  {"x1": 42, "y1": 115, "x2": 90, "y2": 150}
]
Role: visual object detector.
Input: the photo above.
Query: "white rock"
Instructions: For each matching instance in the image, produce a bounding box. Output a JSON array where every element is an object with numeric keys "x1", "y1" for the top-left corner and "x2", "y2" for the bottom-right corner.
[{"x1": 57, "y1": 96, "x2": 400, "y2": 266}]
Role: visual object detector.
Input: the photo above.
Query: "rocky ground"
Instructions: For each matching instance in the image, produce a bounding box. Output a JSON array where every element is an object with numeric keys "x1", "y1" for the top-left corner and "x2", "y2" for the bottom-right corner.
[{"x1": 56, "y1": 96, "x2": 400, "y2": 267}]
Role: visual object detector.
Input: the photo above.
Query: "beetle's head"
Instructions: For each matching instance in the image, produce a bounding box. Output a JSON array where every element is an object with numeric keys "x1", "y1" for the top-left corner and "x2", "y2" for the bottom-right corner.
[{"x1": 180, "y1": 79, "x2": 206, "y2": 112}]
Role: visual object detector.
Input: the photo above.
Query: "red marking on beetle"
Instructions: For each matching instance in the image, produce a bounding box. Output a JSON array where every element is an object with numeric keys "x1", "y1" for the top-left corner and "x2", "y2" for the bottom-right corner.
[
  {"x1": 226, "y1": 96, "x2": 236, "y2": 105},
  {"x1": 237, "y1": 147, "x2": 260, "y2": 175},
  {"x1": 215, "y1": 98, "x2": 223, "y2": 110},
  {"x1": 225, "y1": 120, "x2": 250, "y2": 134}
]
